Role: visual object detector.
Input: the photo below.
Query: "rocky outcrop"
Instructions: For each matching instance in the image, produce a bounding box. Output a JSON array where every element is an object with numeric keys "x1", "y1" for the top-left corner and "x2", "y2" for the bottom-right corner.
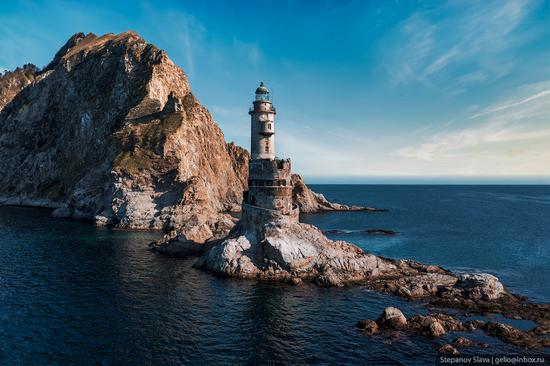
[
  {"x1": 0, "y1": 64, "x2": 37, "y2": 111},
  {"x1": 194, "y1": 203, "x2": 400, "y2": 284},
  {"x1": 362, "y1": 264, "x2": 505, "y2": 301},
  {"x1": 173, "y1": 200, "x2": 510, "y2": 301},
  {"x1": 0, "y1": 31, "x2": 249, "y2": 241},
  {"x1": 481, "y1": 321, "x2": 550, "y2": 349},
  {"x1": 291, "y1": 174, "x2": 384, "y2": 212},
  {"x1": 407, "y1": 313, "x2": 462, "y2": 337},
  {"x1": 359, "y1": 307, "x2": 550, "y2": 349}
]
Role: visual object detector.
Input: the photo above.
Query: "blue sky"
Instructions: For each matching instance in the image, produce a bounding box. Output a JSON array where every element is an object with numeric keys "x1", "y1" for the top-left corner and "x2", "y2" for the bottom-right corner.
[{"x1": 1, "y1": 0, "x2": 549, "y2": 183}]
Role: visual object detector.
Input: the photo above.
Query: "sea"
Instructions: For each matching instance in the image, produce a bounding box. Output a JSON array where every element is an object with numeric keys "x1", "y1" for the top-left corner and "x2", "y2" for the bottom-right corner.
[{"x1": 0, "y1": 185, "x2": 548, "y2": 365}]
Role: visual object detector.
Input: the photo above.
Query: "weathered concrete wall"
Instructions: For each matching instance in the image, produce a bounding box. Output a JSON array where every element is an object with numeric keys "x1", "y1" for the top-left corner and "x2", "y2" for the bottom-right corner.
[
  {"x1": 247, "y1": 158, "x2": 293, "y2": 213},
  {"x1": 248, "y1": 159, "x2": 291, "y2": 180}
]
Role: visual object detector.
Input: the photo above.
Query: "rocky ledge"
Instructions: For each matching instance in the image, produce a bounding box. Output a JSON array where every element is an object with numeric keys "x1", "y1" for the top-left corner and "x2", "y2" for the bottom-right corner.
[
  {"x1": 357, "y1": 306, "x2": 550, "y2": 351},
  {"x1": 291, "y1": 174, "x2": 386, "y2": 213}
]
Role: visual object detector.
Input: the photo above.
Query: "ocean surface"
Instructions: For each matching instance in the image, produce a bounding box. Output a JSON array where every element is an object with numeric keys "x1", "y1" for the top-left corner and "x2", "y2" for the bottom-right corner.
[{"x1": 0, "y1": 185, "x2": 548, "y2": 365}]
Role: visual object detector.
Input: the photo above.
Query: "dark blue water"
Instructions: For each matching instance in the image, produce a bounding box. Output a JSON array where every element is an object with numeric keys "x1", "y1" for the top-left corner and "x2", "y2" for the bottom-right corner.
[
  {"x1": 0, "y1": 185, "x2": 548, "y2": 365},
  {"x1": 304, "y1": 185, "x2": 550, "y2": 303}
]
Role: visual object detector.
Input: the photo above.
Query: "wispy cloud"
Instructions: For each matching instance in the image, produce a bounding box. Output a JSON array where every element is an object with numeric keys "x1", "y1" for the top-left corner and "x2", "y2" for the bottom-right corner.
[
  {"x1": 384, "y1": 0, "x2": 538, "y2": 90},
  {"x1": 396, "y1": 83, "x2": 550, "y2": 175},
  {"x1": 469, "y1": 90, "x2": 550, "y2": 119}
]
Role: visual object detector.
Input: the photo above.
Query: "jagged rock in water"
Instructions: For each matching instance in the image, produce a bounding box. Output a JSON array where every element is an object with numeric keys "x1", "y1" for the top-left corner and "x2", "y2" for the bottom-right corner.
[
  {"x1": 376, "y1": 307, "x2": 408, "y2": 330},
  {"x1": 438, "y1": 344, "x2": 460, "y2": 355},
  {"x1": 407, "y1": 313, "x2": 463, "y2": 337},
  {"x1": 0, "y1": 64, "x2": 37, "y2": 111},
  {"x1": 356, "y1": 319, "x2": 379, "y2": 335},
  {"x1": 191, "y1": 201, "x2": 509, "y2": 294},
  {"x1": 463, "y1": 320, "x2": 485, "y2": 331},
  {"x1": 482, "y1": 322, "x2": 550, "y2": 349},
  {"x1": 291, "y1": 174, "x2": 383, "y2": 212},
  {"x1": 452, "y1": 336, "x2": 473, "y2": 347},
  {"x1": 360, "y1": 308, "x2": 550, "y2": 349}
]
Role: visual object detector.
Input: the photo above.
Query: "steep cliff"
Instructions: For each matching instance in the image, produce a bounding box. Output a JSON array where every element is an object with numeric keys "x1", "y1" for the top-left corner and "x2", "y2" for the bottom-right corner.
[{"x1": 0, "y1": 31, "x2": 242, "y2": 241}]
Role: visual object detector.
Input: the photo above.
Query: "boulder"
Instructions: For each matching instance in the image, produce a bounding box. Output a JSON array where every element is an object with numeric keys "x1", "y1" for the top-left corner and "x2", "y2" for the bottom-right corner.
[
  {"x1": 463, "y1": 320, "x2": 484, "y2": 331},
  {"x1": 452, "y1": 336, "x2": 473, "y2": 347},
  {"x1": 438, "y1": 344, "x2": 460, "y2": 356},
  {"x1": 376, "y1": 307, "x2": 407, "y2": 330},
  {"x1": 456, "y1": 273, "x2": 505, "y2": 300},
  {"x1": 356, "y1": 320, "x2": 379, "y2": 335},
  {"x1": 408, "y1": 315, "x2": 446, "y2": 337}
]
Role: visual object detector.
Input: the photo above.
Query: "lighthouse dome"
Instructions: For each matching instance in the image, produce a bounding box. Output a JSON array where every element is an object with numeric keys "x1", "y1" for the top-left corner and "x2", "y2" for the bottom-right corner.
[{"x1": 255, "y1": 82, "x2": 269, "y2": 95}]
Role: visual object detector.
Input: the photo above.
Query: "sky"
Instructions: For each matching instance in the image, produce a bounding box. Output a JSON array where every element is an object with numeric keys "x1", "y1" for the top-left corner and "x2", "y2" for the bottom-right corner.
[{"x1": 1, "y1": 0, "x2": 549, "y2": 183}]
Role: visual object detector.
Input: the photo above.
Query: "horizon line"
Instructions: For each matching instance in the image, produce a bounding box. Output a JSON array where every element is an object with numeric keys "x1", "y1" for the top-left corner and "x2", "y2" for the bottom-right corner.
[{"x1": 302, "y1": 175, "x2": 550, "y2": 185}]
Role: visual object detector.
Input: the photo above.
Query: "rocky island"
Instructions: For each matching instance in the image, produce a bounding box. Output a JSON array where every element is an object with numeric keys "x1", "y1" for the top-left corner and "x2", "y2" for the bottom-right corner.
[{"x1": 1, "y1": 31, "x2": 548, "y2": 353}]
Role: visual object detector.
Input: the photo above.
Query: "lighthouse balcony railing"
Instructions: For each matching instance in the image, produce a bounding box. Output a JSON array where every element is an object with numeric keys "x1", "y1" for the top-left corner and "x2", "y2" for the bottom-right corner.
[{"x1": 249, "y1": 106, "x2": 276, "y2": 113}]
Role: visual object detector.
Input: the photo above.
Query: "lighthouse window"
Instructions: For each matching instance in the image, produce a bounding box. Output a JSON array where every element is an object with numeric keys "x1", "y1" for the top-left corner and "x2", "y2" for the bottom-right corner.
[
  {"x1": 268, "y1": 123, "x2": 272, "y2": 130},
  {"x1": 265, "y1": 145, "x2": 269, "y2": 152}
]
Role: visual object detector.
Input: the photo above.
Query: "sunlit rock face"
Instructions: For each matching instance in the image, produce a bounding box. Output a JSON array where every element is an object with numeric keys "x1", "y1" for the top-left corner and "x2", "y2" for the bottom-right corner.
[
  {"x1": 195, "y1": 208, "x2": 397, "y2": 285},
  {"x1": 0, "y1": 64, "x2": 37, "y2": 112},
  {"x1": 0, "y1": 31, "x2": 244, "y2": 240}
]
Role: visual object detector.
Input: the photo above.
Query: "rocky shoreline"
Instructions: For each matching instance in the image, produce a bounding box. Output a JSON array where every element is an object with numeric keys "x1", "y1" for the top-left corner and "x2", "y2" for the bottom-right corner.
[
  {"x1": 357, "y1": 306, "x2": 550, "y2": 352},
  {"x1": 150, "y1": 207, "x2": 550, "y2": 352}
]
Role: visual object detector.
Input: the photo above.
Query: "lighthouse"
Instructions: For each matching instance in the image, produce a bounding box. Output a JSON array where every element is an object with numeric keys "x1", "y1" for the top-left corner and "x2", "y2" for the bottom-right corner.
[
  {"x1": 244, "y1": 82, "x2": 293, "y2": 215},
  {"x1": 249, "y1": 82, "x2": 276, "y2": 160}
]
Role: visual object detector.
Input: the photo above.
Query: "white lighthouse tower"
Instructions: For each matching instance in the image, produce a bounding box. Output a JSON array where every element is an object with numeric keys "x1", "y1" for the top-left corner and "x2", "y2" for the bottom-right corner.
[
  {"x1": 249, "y1": 82, "x2": 276, "y2": 160},
  {"x1": 243, "y1": 82, "x2": 293, "y2": 214}
]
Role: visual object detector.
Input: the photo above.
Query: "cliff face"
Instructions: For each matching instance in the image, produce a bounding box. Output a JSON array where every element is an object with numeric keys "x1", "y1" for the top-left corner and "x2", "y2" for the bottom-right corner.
[
  {"x1": 0, "y1": 64, "x2": 37, "y2": 111},
  {"x1": 0, "y1": 31, "x2": 242, "y2": 241}
]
